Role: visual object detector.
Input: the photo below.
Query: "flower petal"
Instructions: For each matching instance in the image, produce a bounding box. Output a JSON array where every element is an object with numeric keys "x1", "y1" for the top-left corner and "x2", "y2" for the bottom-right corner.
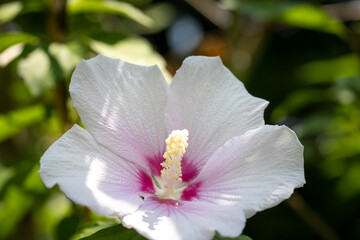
[
  {"x1": 165, "y1": 56, "x2": 268, "y2": 181},
  {"x1": 70, "y1": 54, "x2": 168, "y2": 170},
  {"x1": 193, "y1": 125, "x2": 305, "y2": 218},
  {"x1": 122, "y1": 197, "x2": 246, "y2": 240},
  {"x1": 39, "y1": 124, "x2": 154, "y2": 217}
]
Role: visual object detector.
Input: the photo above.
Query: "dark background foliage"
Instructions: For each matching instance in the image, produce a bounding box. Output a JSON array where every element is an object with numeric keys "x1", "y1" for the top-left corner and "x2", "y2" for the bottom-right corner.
[{"x1": 0, "y1": 0, "x2": 359, "y2": 239}]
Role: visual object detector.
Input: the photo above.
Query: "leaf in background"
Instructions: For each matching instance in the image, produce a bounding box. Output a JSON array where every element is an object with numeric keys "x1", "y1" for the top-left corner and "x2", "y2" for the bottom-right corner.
[
  {"x1": 48, "y1": 41, "x2": 83, "y2": 79},
  {"x1": 71, "y1": 219, "x2": 120, "y2": 240},
  {"x1": 0, "y1": 32, "x2": 38, "y2": 53},
  {"x1": 23, "y1": 163, "x2": 46, "y2": 193},
  {"x1": 277, "y1": 4, "x2": 346, "y2": 36},
  {"x1": 68, "y1": 0, "x2": 153, "y2": 27},
  {"x1": 0, "y1": 185, "x2": 35, "y2": 239},
  {"x1": 271, "y1": 89, "x2": 331, "y2": 121},
  {"x1": 33, "y1": 193, "x2": 73, "y2": 239},
  {"x1": 0, "y1": 104, "x2": 46, "y2": 143},
  {"x1": 0, "y1": 1, "x2": 22, "y2": 25},
  {"x1": 0, "y1": 164, "x2": 15, "y2": 192},
  {"x1": 89, "y1": 36, "x2": 172, "y2": 84},
  {"x1": 123, "y1": 2, "x2": 177, "y2": 34},
  {"x1": 296, "y1": 54, "x2": 360, "y2": 84},
  {"x1": 222, "y1": 0, "x2": 345, "y2": 36},
  {"x1": 222, "y1": 0, "x2": 295, "y2": 20},
  {"x1": 17, "y1": 48, "x2": 55, "y2": 96},
  {"x1": 0, "y1": 43, "x2": 24, "y2": 67},
  {"x1": 79, "y1": 224, "x2": 146, "y2": 240}
]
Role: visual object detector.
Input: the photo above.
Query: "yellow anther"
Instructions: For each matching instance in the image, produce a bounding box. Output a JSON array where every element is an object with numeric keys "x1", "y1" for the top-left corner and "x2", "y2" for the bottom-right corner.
[{"x1": 160, "y1": 129, "x2": 189, "y2": 183}]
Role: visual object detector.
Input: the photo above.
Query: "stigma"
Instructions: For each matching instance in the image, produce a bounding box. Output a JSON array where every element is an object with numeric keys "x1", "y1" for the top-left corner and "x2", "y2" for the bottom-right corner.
[{"x1": 158, "y1": 129, "x2": 188, "y2": 199}]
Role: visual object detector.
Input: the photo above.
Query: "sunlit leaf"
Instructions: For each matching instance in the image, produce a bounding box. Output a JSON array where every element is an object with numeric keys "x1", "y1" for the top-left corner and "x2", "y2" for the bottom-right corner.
[
  {"x1": 68, "y1": 0, "x2": 153, "y2": 27},
  {"x1": 0, "y1": 1, "x2": 22, "y2": 25},
  {"x1": 126, "y1": 2, "x2": 176, "y2": 34},
  {"x1": 17, "y1": 48, "x2": 55, "y2": 96},
  {"x1": 0, "y1": 104, "x2": 46, "y2": 142},
  {"x1": 278, "y1": 4, "x2": 345, "y2": 36},
  {"x1": 0, "y1": 43, "x2": 24, "y2": 67},
  {"x1": 223, "y1": 0, "x2": 345, "y2": 36},
  {"x1": 0, "y1": 32, "x2": 38, "y2": 53},
  {"x1": 48, "y1": 41, "x2": 83, "y2": 78},
  {"x1": 79, "y1": 224, "x2": 146, "y2": 240},
  {"x1": 89, "y1": 36, "x2": 172, "y2": 84}
]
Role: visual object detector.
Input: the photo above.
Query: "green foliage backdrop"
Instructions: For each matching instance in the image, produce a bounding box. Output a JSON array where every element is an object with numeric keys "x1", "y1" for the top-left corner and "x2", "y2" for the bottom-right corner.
[{"x1": 0, "y1": 0, "x2": 359, "y2": 239}]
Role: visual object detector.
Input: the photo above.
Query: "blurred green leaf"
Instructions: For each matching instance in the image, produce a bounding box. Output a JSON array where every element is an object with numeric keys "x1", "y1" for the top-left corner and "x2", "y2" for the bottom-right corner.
[
  {"x1": 277, "y1": 4, "x2": 345, "y2": 36},
  {"x1": 0, "y1": 1, "x2": 22, "y2": 25},
  {"x1": 57, "y1": 214, "x2": 81, "y2": 240},
  {"x1": 0, "y1": 43, "x2": 24, "y2": 67},
  {"x1": 89, "y1": 36, "x2": 172, "y2": 84},
  {"x1": 0, "y1": 165, "x2": 15, "y2": 192},
  {"x1": 79, "y1": 224, "x2": 146, "y2": 240},
  {"x1": 48, "y1": 41, "x2": 83, "y2": 78},
  {"x1": 272, "y1": 89, "x2": 331, "y2": 121},
  {"x1": 224, "y1": 0, "x2": 345, "y2": 36},
  {"x1": 68, "y1": 0, "x2": 153, "y2": 27},
  {"x1": 222, "y1": 0, "x2": 295, "y2": 20},
  {"x1": 128, "y1": 2, "x2": 177, "y2": 34},
  {"x1": 336, "y1": 161, "x2": 360, "y2": 199},
  {"x1": 23, "y1": 163, "x2": 46, "y2": 193},
  {"x1": 0, "y1": 32, "x2": 38, "y2": 53},
  {"x1": 0, "y1": 185, "x2": 35, "y2": 239},
  {"x1": 17, "y1": 48, "x2": 55, "y2": 96},
  {"x1": 33, "y1": 193, "x2": 73, "y2": 238},
  {"x1": 214, "y1": 232, "x2": 253, "y2": 240},
  {"x1": 71, "y1": 219, "x2": 120, "y2": 240},
  {"x1": 0, "y1": 104, "x2": 46, "y2": 143},
  {"x1": 296, "y1": 54, "x2": 360, "y2": 84}
]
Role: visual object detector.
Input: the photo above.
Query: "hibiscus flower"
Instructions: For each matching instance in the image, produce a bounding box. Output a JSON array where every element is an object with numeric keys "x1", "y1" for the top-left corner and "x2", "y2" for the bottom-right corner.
[{"x1": 39, "y1": 54, "x2": 305, "y2": 240}]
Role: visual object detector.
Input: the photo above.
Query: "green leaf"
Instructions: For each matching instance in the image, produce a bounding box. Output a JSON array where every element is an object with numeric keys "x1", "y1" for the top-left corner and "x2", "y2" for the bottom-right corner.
[
  {"x1": 0, "y1": 104, "x2": 46, "y2": 142},
  {"x1": 223, "y1": 0, "x2": 345, "y2": 36},
  {"x1": 17, "y1": 48, "x2": 55, "y2": 96},
  {"x1": 0, "y1": 1, "x2": 22, "y2": 25},
  {"x1": 0, "y1": 185, "x2": 35, "y2": 239},
  {"x1": 0, "y1": 32, "x2": 38, "y2": 53},
  {"x1": 89, "y1": 36, "x2": 172, "y2": 84},
  {"x1": 0, "y1": 164, "x2": 16, "y2": 192},
  {"x1": 71, "y1": 219, "x2": 120, "y2": 240},
  {"x1": 277, "y1": 4, "x2": 346, "y2": 36},
  {"x1": 48, "y1": 41, "x2": 84, "y2": 78},
  {"x1": 79, "y1": 224, "x2": 146, "y2": 240},
  {"x1": 68, "y1": 0, "x2": 153, "y2": 27},
  {"x1": 213, "y1": 232, "x2": 253, "y2": 240},
  {"x1": 296, "y1": 54, "x2": 360, "y2": 84},
  {"x1": 123, "y1": 2, "x2": 176, "y2": 34}
]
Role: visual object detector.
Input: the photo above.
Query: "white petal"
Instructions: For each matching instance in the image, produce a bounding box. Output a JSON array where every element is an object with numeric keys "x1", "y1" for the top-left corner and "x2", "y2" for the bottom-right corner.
[
  {"x1": 70, "y1": 54, "x2": 168, "y2": 169},
  {"x1": 193, "y1": 125, "x2": 305, "y2": 218},
  {"x1": 122, "y1": 197, "x2": 246, "y2": 240},
  {"x1": 165, "y1": 56, "x2": 268, "y2": 180},
  {"x1": 39, "y1": 125, "x2": 152, "y2": 217}
]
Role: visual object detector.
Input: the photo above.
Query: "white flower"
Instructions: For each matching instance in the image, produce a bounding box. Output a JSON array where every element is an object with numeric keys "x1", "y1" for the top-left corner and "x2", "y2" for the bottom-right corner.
[{"x1": 39, "y1": 54, "x2": 305, "y2": 240}]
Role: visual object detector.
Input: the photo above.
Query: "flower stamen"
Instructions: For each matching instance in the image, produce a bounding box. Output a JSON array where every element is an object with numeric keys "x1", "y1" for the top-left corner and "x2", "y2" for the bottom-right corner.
[{"x1": 159, "y1": 129, "x2": 188, "y2": 198}]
